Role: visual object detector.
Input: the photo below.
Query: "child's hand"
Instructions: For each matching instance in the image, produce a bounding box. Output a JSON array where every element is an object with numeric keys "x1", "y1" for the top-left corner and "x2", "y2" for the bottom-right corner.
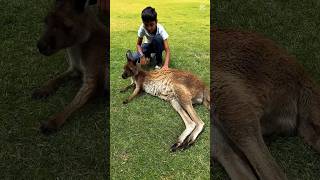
[
  {"x1": 161, "y1": 64, "x2": 169, "y2": 70},
  {"x1": 140, "y1": 56, "x2": 147, "y2": 65}
]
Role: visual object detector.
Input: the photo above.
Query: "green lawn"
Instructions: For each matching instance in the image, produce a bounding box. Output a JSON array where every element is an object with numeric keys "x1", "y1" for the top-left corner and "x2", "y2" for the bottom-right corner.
[
  {"x1": 0, "y1": 1, "x2": 107, "y2": 178},
  {"x1": 212, "y1": 0, "x2": 320, "y2": 179},
  {"x1": 110, "y1": 0, "x2": 210, "y2": 179}
]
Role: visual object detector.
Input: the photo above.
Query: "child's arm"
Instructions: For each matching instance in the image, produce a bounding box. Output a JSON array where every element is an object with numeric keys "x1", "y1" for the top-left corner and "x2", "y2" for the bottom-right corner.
[
  {"x1": 162, "y1": 39, "x2": 170, "y2": 70},
  {"x1": 136, "y1": 37, "x2": 147, "y2": 64},
  {"x1": 136, "y1": 37, "x2": 144, "y2": 56}
]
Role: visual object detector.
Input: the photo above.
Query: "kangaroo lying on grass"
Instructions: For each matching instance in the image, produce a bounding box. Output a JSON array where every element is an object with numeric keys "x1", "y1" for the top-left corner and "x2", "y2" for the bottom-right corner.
[
  {"x1": 121, "y1": 51, "x2": 210, "y2": 151},
  {"x1": 33, "y1": 0, "x2": 107, "y2": 134},
  {"x1": 212, "y1": 28, "x2": 320, "y2": 180}
]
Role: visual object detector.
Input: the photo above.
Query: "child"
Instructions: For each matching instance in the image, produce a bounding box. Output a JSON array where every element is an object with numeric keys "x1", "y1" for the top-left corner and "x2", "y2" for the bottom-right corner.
[{"x1": 130, "y1": 6, "x2": 170, "y2": 70}]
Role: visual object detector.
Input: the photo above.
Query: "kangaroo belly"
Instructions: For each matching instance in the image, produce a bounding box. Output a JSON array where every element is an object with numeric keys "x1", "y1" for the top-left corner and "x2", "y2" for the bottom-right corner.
[
  {"x1": 143, "y1": 79, "x2": 174, "y2": 101},
  {"x1": 260, "y1": 109, "x2": 298, "y2": 136},
  {"x1": 67, "y1": 46, "x2": 85, "y2": 73}
]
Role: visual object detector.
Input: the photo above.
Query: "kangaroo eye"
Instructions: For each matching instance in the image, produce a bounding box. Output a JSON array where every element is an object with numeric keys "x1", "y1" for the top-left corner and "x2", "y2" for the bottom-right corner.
[
  {"x1": 63, "y1": 19, "x2": 74, "y2": 31},
  {"x1": 64, "y1": 24, "x2": 73, "y2": 32},
  {"x1": 52, "y1": 27, "x2": 58, "y2": 32}
]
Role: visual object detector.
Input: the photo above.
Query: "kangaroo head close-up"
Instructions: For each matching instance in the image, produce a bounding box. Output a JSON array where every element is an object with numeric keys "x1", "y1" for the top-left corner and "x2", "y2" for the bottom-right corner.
[{"x1": 33, "y1": 0, "x2": 107, "y2": 134}]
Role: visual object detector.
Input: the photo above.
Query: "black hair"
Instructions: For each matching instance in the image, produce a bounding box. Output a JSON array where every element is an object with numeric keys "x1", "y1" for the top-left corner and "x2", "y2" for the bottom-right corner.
[{"x1": 141, "y1": 6, "x2": 157, "y2": 22}]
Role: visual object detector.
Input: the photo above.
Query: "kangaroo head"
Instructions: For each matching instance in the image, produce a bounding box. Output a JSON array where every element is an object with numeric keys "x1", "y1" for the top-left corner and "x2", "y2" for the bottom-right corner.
[
  {"x1": 122, "y1": 50, "x2": 139, "y2": 79},
  {"x1": 37, "y1": 0, "x2": 91, "y2": 56}
]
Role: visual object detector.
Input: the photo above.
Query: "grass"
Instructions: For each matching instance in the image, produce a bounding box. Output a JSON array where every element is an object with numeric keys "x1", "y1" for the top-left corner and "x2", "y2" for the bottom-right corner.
[
  {"x1": 110, "y1": 0, "x2": 210, "y2": 179},
  {"x1": 0, "y1": 1, "x2": 107, "y2": 178},
  {"x1": 212, "y1": 0, "x2": 320, "y2": 179}
]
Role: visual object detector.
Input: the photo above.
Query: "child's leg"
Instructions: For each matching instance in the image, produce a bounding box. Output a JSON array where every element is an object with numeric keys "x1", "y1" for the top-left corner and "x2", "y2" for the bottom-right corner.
[{"x1": 150, "y1": 35, "x2": 164, "y2": 66}]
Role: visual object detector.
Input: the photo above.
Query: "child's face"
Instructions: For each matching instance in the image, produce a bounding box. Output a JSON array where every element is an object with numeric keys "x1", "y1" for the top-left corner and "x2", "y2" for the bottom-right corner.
[{"x1": 143, "y1": 21, "x2": 157, "y2": 34}]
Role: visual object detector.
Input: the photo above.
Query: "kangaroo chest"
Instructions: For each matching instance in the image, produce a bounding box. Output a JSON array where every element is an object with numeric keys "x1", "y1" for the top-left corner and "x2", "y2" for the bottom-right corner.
[
  {"x1": 141, "y1": 77, "x2": 175, "y2": 101},
  {"x1": 66, "y1": 46, "x2": 85, "y2": 73}
]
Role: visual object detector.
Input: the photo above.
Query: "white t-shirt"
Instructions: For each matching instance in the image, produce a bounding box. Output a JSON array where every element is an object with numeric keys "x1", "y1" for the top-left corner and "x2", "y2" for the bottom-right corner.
[{"x1": 137, "y1": 23, "x2": 169, "y2": 43}]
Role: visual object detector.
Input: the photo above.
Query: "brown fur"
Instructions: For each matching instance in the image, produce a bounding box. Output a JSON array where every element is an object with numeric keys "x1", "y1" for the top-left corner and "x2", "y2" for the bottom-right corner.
[
  {"x1": 212, "y1": 28, "x2": 320, "y2": 179},
  {"x1": 33, "y1": 0, "x2": 108, "y2": 134},
  {"x1": 122, "y1": 52, "x2": 209, "y2": 151}
]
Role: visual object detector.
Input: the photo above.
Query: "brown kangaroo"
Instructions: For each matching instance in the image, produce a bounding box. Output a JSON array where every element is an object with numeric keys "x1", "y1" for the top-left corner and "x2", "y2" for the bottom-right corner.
[
  {"x1": 33, "y1": 0, "x2": 107, "y2": 134},
  {"x1": 212, "y1": 28, "x2": 320, "y2": 180},
  {"x1": 121, "y1": 51, "x2": 210, "y2": 151}
]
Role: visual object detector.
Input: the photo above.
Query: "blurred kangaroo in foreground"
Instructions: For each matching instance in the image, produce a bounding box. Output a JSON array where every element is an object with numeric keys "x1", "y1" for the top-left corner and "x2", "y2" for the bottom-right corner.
[
  {"x1": 121, "y1": 51, "x2": 210, "y2": 151},
  {"x1": 212, "y1": 28, "x2": 320, "y2": 180},
  {"x1": 33, "y1": 0, "x2": 107, "y2": 134}
]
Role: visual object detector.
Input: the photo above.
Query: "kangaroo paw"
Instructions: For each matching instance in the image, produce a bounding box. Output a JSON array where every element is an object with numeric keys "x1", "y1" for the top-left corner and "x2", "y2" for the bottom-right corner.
[
  {"x1": 39, "y1": 121, "x2": 58, "y2": 135},
  {"x1": 32, "y1": 87, "x2": 55, "y2": 99}
]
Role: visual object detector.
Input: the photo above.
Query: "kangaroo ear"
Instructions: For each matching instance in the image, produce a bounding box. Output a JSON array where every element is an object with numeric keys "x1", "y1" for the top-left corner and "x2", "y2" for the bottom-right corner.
[
  {"x1": 126, "y1": 50, "x2": 134, "y2": 62},
  {"x1": 88, "y1": 0, "x2": 97, "y2": 5},
  {"x1": 55, "y1": 0, "x2": 64, "y2": 7},
  {"x1": 74, "y1": 0, "x2": 88, "y2": 13}
]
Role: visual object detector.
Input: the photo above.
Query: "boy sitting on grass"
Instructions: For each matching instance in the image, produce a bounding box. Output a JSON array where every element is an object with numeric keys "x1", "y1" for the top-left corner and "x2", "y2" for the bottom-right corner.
[{"x1": 129, "y1": 6, "x2": 170, "y2": 70}]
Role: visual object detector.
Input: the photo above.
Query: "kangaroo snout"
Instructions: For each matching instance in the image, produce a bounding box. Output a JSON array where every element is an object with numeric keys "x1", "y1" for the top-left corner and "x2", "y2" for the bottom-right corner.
[
  {"x1": 122, "y1": 73, "x2": 128, "y2": 79},
  {"x1": 37, "y1": 40, "x2": 51, "y2": 56}
]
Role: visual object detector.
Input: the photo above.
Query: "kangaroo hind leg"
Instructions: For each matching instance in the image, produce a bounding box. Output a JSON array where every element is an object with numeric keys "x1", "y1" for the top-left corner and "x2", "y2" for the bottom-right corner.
[
  {"x1": 181, "y1": 102, "x2": 205, "y2": 148},
  {"x1": 170, "y1": 98, "x2": 196, "y2": 152}
]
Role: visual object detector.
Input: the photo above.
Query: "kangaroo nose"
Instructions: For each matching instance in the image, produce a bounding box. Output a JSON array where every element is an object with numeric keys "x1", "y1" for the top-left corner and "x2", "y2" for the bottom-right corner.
[
  {"x1": 122, "y1": 73, "x2": 127, "y2": 79},
  {"x1": 37, "y1": 41, "x2": 48, "y2": 54}
]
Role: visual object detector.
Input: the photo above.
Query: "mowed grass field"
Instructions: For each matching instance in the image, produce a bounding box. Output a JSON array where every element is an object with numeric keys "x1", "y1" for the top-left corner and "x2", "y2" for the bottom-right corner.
[
  {"x1": 212, "y1": 0, "x2": 320, "y2": 179},
  {"x1": 110, "y1": 0, "x2": 210, "y2": 179},
  {"x1": 0, "y1": 1, "x2": 107, "y2": 178}
]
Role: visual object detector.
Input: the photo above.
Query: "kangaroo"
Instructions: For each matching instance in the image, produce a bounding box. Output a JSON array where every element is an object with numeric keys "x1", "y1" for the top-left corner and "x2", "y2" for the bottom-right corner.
[
  {"x1": 212, "y1": 28, "x2": 320, "y2": 180},
  {"x1": 33, "y1": 0, "x2": 108, "y2": 134},
  {"x1": 121, "y1": 51, "x2": 210, "y2": 151}
]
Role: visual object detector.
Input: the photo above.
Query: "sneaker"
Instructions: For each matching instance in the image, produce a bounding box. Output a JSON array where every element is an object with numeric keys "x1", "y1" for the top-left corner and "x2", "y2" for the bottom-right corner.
[{"x1": 155, "y1": 65, "x2": 161, "y2": 70}]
